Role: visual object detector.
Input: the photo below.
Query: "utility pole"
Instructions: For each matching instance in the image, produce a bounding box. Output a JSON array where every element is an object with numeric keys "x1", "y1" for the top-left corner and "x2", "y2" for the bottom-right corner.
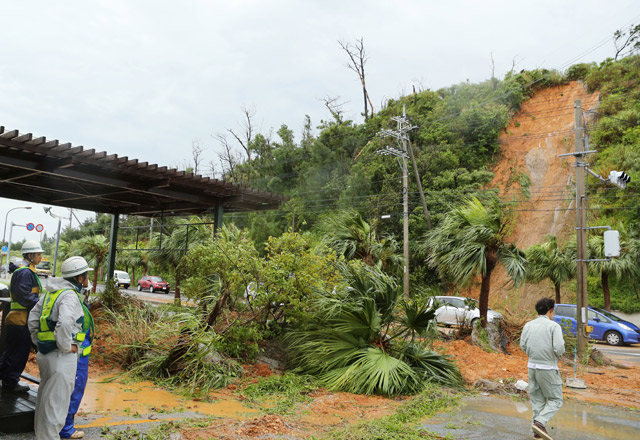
[
  {"x1": 559, "y1": 100, "x2": 630, "y2": 361},
  {"x1": 401, "y1": 155, "x2": 409, "y2": 296},
  {"x1": 574, "y1": 99, "x2": 589, "y2": 358},
  {"x1": 378, "y1": 106, "x2": 418, "y2": 297}
]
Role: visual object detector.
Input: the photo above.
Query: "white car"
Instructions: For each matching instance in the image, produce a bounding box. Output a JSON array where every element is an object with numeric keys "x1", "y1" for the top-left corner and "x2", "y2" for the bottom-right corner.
[
  {"x1": 426, "y1": 295, "x2": 503, "y2": 327},
  {"x1": 106, "y1": 270, "x2": 131, "y2": 289}
]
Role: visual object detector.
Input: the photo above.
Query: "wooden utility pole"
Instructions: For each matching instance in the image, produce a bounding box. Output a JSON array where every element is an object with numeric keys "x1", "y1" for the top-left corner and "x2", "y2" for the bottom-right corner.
[{"x1": 574, "y1": 99, "x2": 589, "y2": 358}]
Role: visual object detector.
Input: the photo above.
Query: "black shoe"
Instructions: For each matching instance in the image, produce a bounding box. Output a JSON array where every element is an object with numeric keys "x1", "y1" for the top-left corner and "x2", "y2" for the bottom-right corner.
[{"x1": 2, "y1": 384, "x2": 30, "y2": 394}]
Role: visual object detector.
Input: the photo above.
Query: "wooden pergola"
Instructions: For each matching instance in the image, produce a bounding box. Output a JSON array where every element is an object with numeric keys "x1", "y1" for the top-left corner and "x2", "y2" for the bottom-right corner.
[{"x1": 0, "y1": 124, "x2": 286, "y2": 277}]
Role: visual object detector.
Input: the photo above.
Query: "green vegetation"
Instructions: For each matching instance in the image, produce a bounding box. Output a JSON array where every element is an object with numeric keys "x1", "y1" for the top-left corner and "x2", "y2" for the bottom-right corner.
[
  {"x1": 526, "y1": 235, "x2": 575, "y2": 304},
  {"x1": 241, "y1": 373, "x2": 320, "y2": 415},
  {"x1": 286, "y1": 262, "x2": 462, "y2": 395}
]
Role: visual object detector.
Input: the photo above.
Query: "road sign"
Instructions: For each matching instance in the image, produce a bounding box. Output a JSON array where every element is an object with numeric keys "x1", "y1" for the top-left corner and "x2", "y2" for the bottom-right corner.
[
  {"x1": 1, "y1": 245, "x2": 7, "y2": 254},
  {"x1": 26, "y1": 223, "x2": 35, "y2": 231},
  {"x1": 35, "y1": 224, "x2": 44, "y2": 232}
]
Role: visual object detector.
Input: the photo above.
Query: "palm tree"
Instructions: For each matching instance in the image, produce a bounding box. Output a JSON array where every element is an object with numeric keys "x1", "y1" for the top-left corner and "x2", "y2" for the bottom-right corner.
[
  {"x1": 526, "y1": 235, "x2": 575, "y2": 304},
  {"x1": 286, "y1": 262, "x2": 462, "y2": 395},
  {"x1": 318, "y1": 211, "x2": 403, "y2": 274},
  {"x1": 424, "y1": 197, "x2": 526, "y2": 326},
  {"x1": 78, "y1": 235, "x2": 110, "y2": 293},
  {"x1": 149, "y1": 217, "x2": 213, "y2": 304},
  {"x1": 586, "y1": 233, "x2": 638, "y2": 311}
]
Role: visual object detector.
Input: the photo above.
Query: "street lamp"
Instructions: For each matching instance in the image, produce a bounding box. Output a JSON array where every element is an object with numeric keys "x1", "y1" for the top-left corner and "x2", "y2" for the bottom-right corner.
[
  {"x1": 1, "y1": 206, "x2": 32, "y2": 275},
  {"x1": 44, "y1": 207, "x2": 63, "y2": 276}
]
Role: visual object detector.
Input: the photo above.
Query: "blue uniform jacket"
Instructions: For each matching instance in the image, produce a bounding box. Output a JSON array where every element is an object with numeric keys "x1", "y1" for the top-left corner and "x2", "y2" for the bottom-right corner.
[{"x1": 10, "y1": 262, "x2": 41, "y2": 310}]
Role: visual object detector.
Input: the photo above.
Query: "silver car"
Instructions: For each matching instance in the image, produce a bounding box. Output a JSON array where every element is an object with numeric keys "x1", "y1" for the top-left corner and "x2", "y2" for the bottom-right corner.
[{"x1": 426, "y1": 295, "x2": 503, "y2": 326}]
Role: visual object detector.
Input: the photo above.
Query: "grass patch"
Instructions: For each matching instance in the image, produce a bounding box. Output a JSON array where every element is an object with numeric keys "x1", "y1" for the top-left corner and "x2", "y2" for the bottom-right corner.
[
  {"x1": 240, "y1": 372, "x2": 320, "y2": 415},
  {"x1": 101, "y1": 420, "x2": 179, "y2": 440},
  {"x1": 320, "y1": 384, "x2": 459, "y2": 440}
]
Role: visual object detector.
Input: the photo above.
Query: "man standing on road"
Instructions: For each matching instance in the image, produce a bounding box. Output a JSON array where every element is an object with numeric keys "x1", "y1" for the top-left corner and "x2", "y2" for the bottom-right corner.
[
  {"x1": 520, "y1": 297, "x2": 565, "y2": 440},
  {"x1": 0, "y1": 241, "x2": 44, "y2": 394},
  {"x1": 28, "y1": 256, "x2": 92, "y2": 440}
]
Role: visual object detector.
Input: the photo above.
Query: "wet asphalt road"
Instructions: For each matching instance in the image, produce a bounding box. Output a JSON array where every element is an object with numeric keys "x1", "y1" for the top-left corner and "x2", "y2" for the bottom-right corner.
[
  {"x1": 595, "y1": 343, "x2": 640, "y2": 367},
  {"x1": 422, "y1": 395, "x2": 639, "y2": 439}
]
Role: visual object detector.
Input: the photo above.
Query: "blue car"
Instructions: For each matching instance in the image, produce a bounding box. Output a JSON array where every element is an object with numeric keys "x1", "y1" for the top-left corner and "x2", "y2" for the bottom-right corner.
[{"x1": 553, "y1": 304, "x2": 640, "y2": 346}]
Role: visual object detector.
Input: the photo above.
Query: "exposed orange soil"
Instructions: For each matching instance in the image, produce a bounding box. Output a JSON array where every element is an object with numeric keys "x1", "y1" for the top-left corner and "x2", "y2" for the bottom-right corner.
[
  {"x1": 456, "y1": 81, "x2": 600, "y2": 315},
  {"x1": 436, "y1": 338, "x2": 640, "y2": 408}
]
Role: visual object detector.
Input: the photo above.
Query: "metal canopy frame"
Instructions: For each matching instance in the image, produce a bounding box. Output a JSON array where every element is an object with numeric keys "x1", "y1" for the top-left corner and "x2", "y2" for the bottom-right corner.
[{"x1": 0, "y1": 124, "x2": 286, "y2": 280}]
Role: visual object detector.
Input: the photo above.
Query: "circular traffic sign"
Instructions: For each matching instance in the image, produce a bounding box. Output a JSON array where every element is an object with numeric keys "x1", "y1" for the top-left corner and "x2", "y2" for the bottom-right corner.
[
  {"x1": 26, "y1": 223, "x2": 35, "y2": 231},
  {"x1": 35, "y1": 224, "x2": 44, "y2": 232}
]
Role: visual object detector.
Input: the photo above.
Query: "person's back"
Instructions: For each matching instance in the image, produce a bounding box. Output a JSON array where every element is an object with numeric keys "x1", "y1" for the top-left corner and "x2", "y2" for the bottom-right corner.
[
  {"x1": 521, "y1": 298, "x2": 565, "y2": 440},
  {"x1": 27, "y1": 256, "x2": 92, "y2": 440},
  {"x1": 521, "y1": 315, "x2": 565, "y2": 368}
]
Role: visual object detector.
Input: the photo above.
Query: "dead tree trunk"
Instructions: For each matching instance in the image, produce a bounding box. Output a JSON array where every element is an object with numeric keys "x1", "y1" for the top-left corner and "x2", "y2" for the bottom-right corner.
[{"x1": 339, "y1": 38, "x2": 374, "y2": 120}]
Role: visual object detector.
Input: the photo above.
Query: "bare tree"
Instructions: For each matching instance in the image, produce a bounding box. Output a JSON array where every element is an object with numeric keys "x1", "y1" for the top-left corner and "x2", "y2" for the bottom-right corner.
[
  {"x1": 320, "y1": 96, "x2": 346, "y2": 122},
  {"x1": 206, "y1": 159, "x2": 218, "y2": 179},
  {"x1": 490, "y1": 52, "x2": 498, "y2": 90},
  {"x1": 191, "y1": 139, "x2": 206, "y2": 176},
  {"x1": 508, "y1": 55, "x2": 521, "y2": 75},
  {"x1": 614, "y1": 23, "x2": 640, "y2": 60},
  {"x1": 213, "y1": 133, "x2": 242, "y2": 182},
  {"x1": 338, "y1": 38, "x2": 374, "y2": 120},
  {"x1": 227, "y1": 106, "x2": 256, "y2": 162}
]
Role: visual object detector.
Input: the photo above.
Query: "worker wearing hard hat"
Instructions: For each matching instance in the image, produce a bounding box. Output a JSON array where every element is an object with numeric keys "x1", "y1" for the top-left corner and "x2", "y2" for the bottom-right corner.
[
  {"x1": 28, "y1": 256, "x2": 93, "y2": 440},
  {"x1": 0, "y1": 240, "x2": 44, "y2": 394}
]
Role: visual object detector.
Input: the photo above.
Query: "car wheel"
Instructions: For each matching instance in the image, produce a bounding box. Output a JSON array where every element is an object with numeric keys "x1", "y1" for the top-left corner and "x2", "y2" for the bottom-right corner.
[
  {"x1": 604, "y1": 330, "x2": 623, "y2": 346},
  {"x1": 150, "y1": 285, "x2": 155, "y2": 293},
  {"x1": 165, "y1": 290, "x2": 169, "y2": 294},
  {"x1": 137, "y1": 284, "x2": 142, "y2": 291},
  {"x1": 124, "y1": 284, "x2": 129, "y2": 289}
]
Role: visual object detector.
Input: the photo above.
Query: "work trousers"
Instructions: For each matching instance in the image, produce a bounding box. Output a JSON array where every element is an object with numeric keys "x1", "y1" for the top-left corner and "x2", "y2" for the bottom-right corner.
[
  {"x1": 35, "y1": 350, "x2": 77, "y2": 440},
  {"x1": 59, "y1": 354, "x2": 89, "y2": 438},
  {"x1": 0, "y1": 324, "x2": 32, "y2": 388},
  {"x1": 528, "y1": 368, "x2": 563, "y2": 426}
]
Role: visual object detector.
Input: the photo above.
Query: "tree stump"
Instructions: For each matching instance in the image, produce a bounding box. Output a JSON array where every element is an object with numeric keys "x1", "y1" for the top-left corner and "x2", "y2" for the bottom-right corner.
[{"x1": 472, "y1": 320, "x2": 509, "y2": 354}]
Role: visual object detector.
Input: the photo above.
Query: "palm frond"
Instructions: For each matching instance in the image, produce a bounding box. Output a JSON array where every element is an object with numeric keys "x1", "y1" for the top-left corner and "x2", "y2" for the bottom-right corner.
[{"x1": 320, "y1": 347, "x2": 421, "y2": 395}]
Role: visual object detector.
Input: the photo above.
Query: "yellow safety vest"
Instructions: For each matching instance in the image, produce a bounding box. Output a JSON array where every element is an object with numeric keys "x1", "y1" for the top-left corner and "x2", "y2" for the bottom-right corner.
[
  {"x1": 9, "y1": 265, "x2": 42, "y2": 310},
  {"x1": 37, "y1": 289, "x2": 94, "y2": 356}
]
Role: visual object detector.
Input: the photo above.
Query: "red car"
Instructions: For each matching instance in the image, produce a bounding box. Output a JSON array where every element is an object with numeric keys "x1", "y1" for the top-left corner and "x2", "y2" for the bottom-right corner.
[{"x1": 137, "y1": 275, "x2": 170, "y2": 294}]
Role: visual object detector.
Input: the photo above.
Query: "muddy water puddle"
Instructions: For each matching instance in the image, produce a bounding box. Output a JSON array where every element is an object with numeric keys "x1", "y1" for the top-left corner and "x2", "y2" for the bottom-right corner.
[
  {"x1": 422, "y1": 395, "x2": 639, "y2": 439},
  {"x1": 77, "y1": 375, "x2": 257, "y2": 424}
]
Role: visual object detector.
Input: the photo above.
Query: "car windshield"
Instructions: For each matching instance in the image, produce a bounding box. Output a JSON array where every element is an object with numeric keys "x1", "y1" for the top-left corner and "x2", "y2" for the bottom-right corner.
[
  {"x1": 592, "y1": 307, "x2": 624, "y2": 322},
  {"x1": 151, "y1": 276, "x2": 163, "y2": 282},
  {"x1": 37, "y1": 261, "x2": 51, "y2": 270}
]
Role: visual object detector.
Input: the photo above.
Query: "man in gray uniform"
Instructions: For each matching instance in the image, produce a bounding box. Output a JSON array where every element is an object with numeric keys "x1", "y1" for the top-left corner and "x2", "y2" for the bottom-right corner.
[
  {"x1": 28, "y1": 256, "x2": 93, "y2": 440},
  {"x1": 520, "y1": 297, "x2": 565, "y2": 440}
]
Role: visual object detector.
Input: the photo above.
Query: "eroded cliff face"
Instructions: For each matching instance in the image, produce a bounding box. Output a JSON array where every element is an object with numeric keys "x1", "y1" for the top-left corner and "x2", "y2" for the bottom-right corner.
[{"x1": 461, "y1": 81, "x2": 600, "y2": 316}]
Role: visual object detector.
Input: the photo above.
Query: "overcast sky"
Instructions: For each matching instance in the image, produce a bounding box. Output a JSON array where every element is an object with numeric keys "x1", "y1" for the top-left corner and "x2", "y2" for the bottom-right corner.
[{"x1": 1, "y1": 0, "x2": 638, "y2": 243}]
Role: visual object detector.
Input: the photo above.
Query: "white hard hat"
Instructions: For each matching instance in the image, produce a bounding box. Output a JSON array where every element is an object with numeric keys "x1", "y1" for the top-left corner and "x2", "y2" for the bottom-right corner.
[
  {"x1": 22, "y1": 240, "x2": 44, "y2": 254},
  {"x1": 61, "y1": 256, "x2": 94, "y2": 278}
]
